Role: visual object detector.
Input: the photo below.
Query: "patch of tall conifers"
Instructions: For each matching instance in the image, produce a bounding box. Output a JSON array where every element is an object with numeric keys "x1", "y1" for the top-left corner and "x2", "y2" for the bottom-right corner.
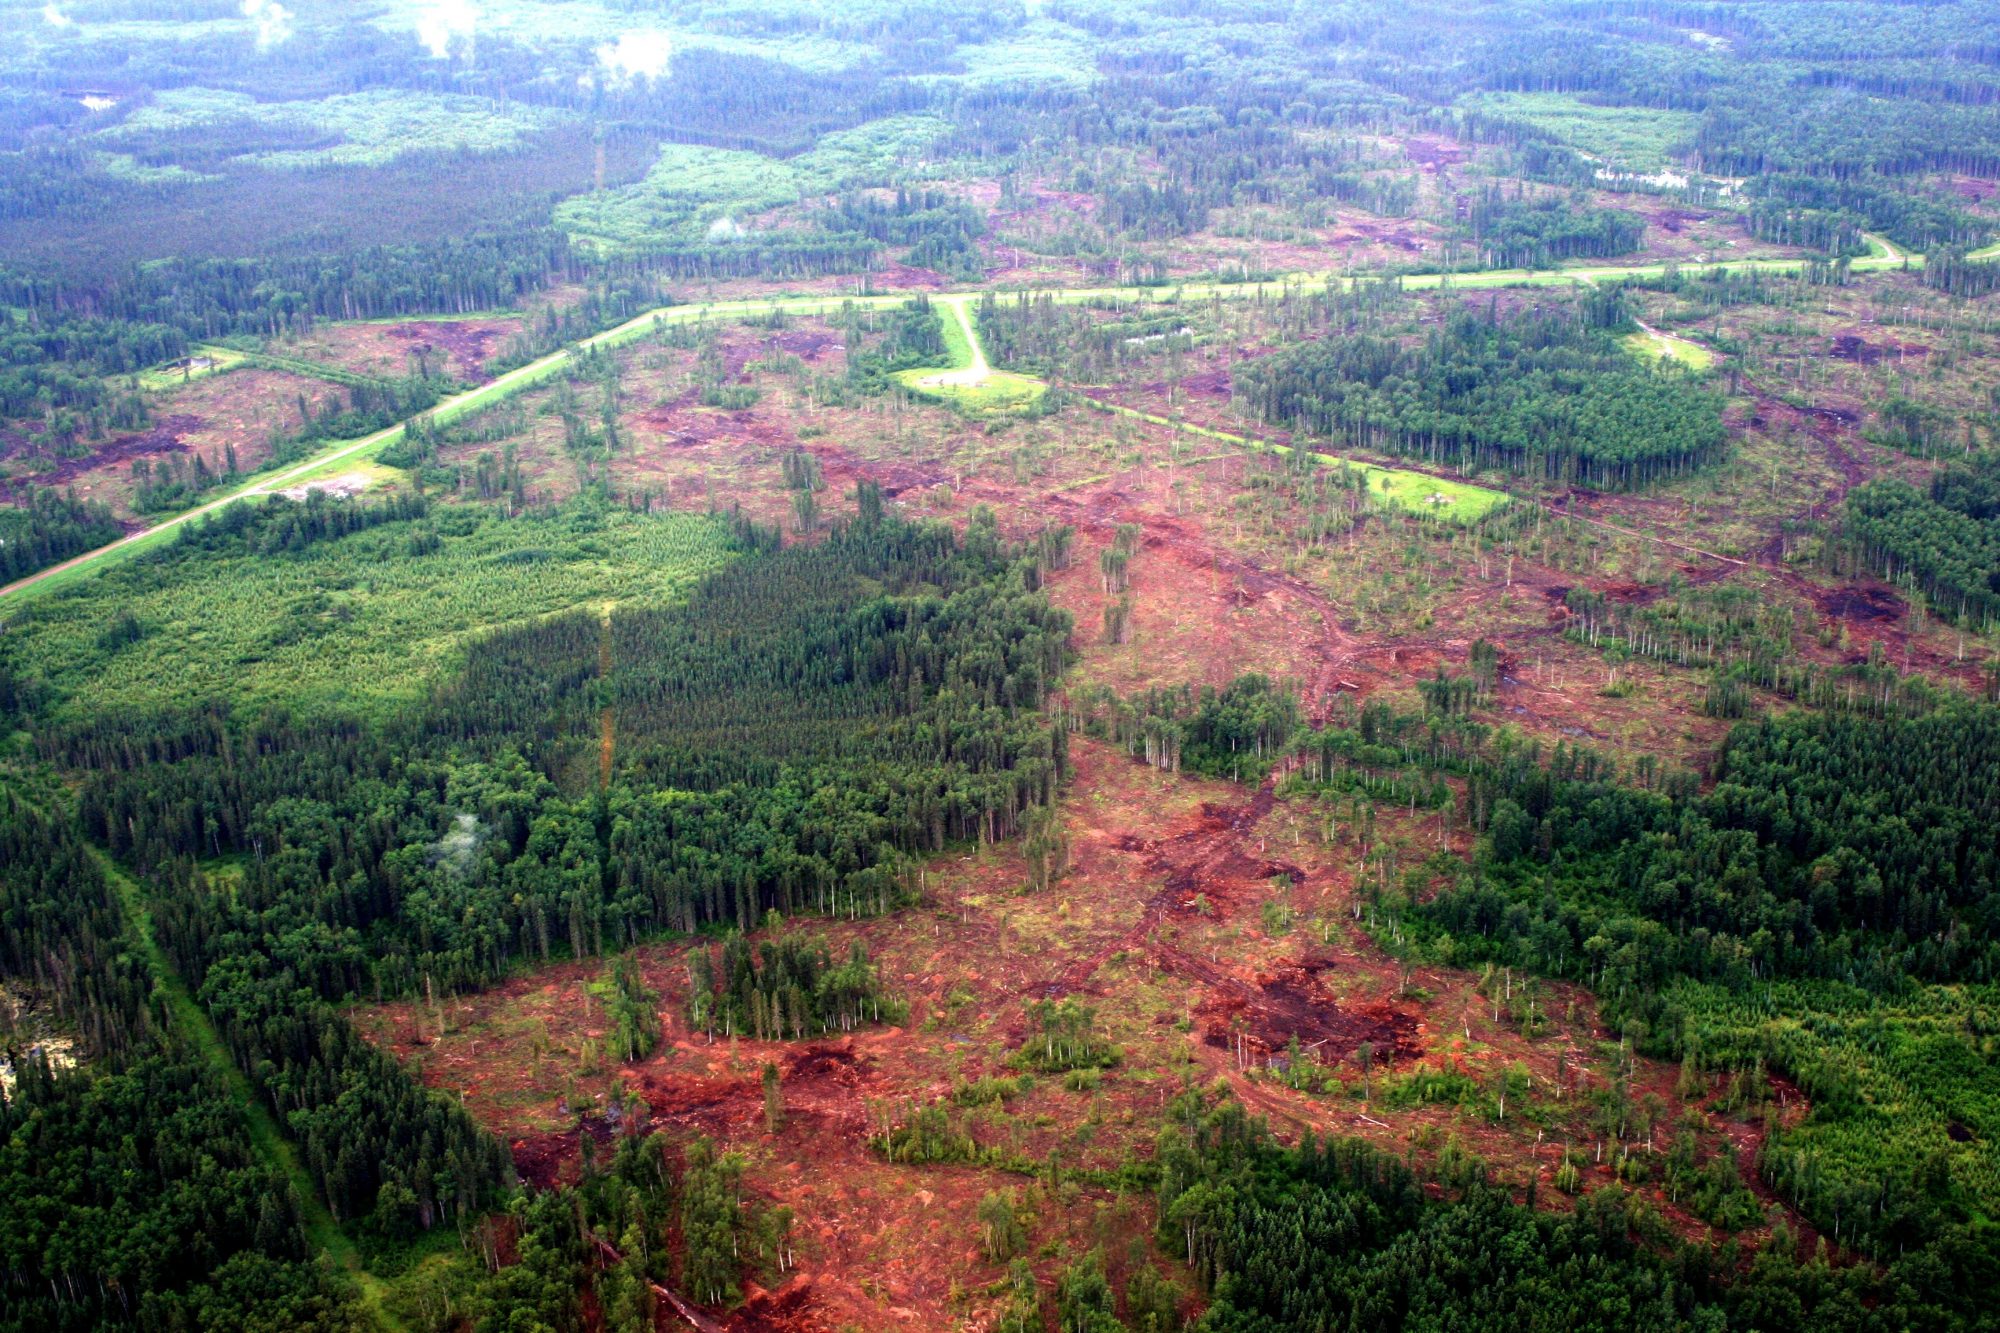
[
  {"x1": 1923, "y1": 246, "x2": 2000, "y2": 300},
  {"x1": 1234, "y1": 301, "x2": 1726, "y2": 490},
  {"x1": 0, "y1": 489, "x2": 123, "y2": 585},
  {"x1": 1404, "y1": 701, "x2": 2000, "y2": 1254},
  {"x1": 1841, "y1": 451, "x2": 2000, "y2": 629},
  {"x1": 1456, "y1": 189, "x2": 1645, "y2": 268},
  {"x1": 1069, "y1": 674, "x2": 1303, "y2": 782},
  {"x1": 1748, "y1": 174, "x2": 1989, "y2": 254},
  {"x1": 685, "y1": 933, "x2": 901, "y2": 1041},
  {"x1": 1156, "y1": 1085, "x2": 1995, "y2": 1333},
  {"x1": 50, "y1": 500, "x2": 1067, "y2": 980}
]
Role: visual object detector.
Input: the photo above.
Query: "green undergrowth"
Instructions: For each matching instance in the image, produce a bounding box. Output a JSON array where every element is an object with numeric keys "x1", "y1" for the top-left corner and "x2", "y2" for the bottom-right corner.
[{"x1": 1, "y1": 498, "x2": 736, "y2": 720}]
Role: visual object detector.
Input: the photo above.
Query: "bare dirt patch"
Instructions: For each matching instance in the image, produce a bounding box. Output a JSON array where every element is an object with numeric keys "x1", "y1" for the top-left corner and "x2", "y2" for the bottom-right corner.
[
  {"x1": 277, "y1": 469, "x2": 376, "y2": 501},
  {"x1": 0, "y1": 414, "x2": 201, "y2": 504},
  {"x1": 1829, "y1": 332, "x2": 1929, "y2": 365},
  {"x1": 7, "y1": 368, "x2": 344, "y2": 518},
  {"x1": 1400, "y1": 136, "x2": 1472, "y2": 171},
  {"x1": 273, "y1": 318, "x2": 525, "y2": 383}
]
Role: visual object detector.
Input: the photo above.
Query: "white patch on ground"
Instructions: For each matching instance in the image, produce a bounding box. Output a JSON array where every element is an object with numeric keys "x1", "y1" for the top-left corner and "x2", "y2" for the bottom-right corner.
[
  {"x1": 277, "y1": 470, "x2": 374, "y2": 501},
  {"x1": 431, "y1": 812, "x2": 487, "y2": 877},
  {"x1": 240, "y1": 0, "x2": 294, "y2": 50},
  {"x1": 1122, "y1": 327, "x2": 1190, "y2": 347},
  {"x1": 0, "y1": 984, "x2": 80, "y2": 1101},
  {"x1": 0, "y1": 1037, "x2": 78, "y2": 1100},
  {"x1": 596, "y1": 30, "x2": 674, "y2": 85},
  {"x1": 416, "y1": 0, "x2": 478, "y2": 59}
]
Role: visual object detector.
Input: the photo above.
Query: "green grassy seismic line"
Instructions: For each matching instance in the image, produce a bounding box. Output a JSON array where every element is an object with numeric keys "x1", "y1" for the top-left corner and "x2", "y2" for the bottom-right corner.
[
  {"x1": 0, "y1": 243, "x2": 1922, "y2": 602},
  {"x1": 1079, "y1": 396, "x2": 1511, "y2": 524},
  {"x1": 945, "y1": 296, "x2": 989, "y2": 376},
  {"x1": 94, "y1": 847, "x2": 407, "y2": 1331},
  {"x1": 227, "y1": 347, "x2": 394, "y2": 389}
]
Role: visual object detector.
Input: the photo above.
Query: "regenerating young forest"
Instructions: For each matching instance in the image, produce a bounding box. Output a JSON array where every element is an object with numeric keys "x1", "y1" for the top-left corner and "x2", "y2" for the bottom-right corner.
[{"x1": 5, "y1": 1, "x2": 2000, "y2": 1331}]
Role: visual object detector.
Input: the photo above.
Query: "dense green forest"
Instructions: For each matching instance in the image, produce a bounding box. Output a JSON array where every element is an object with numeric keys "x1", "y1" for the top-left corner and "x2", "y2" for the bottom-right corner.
[
  {"x1": 0, "y1": 489, "x2": 122, "y2": 582},
  {"x1": 0, "y1": 795, "x2": 366, "y2": 1331},
  {"x1": 1159, "y1": 1086, "x2": 1997, "y2": 1333},
  {"x1": 1843, "y1": 452, "x2": 2000, "y2": 629},
  {"x1": 1235, "y1": 299, "x2": 1727, "y2": 489},
  {"x1": 1401, "y1": 705, "x2": 2000, "y2": 1256}
]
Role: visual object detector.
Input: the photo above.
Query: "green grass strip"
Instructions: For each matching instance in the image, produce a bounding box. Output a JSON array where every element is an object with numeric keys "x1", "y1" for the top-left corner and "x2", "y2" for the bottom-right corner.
[
  {"x1": 1080, "y1": 396, "x2": 1510, "y2": 524},
  {"x1": 225, "y1": 348, "x2": 394, "y2": 389},
  {"x1": 96, "y1": 848, "x2": 406, "y2": 1332}
]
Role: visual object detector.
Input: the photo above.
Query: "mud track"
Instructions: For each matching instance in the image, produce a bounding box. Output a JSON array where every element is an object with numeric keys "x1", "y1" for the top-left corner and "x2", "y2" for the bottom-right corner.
[
  {"x1": 1022, "y1": 774, "x2": 1422, "y2": 1073},
  {"x1": 1043, "y1": 489, "x2": 1405, "y2": 721}
]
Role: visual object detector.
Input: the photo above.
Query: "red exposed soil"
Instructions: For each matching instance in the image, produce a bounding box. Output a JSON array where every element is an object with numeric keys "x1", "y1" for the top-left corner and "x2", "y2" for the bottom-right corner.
[
  {"x1": 382, "y1": 320, "x2": 514, "y2": 380},
  {"x1": 866, "y1": 262, "x2": 949, "y2": 291},
  {"x1": 1400, "y1": 136, "x2": 1471, "y2": 171},
  {"x1": 0, "y1": 414, "x2": 201, "y2": 503},
  {"x1": 1189, "y1": 950, "x2": 1423, "y2": 1066},
  {"x1": 1638, "y1": 205, "x2": 1713, "y2": 235},
  {"x1": 1814, "y1": 583, "x2": 1903, "y2": 624},
  {"x1": 773, "y1": 329, "x2": 840, "y2": 362},
  {"x1": 1828, "y1": 332, "x2": 1929, "y2": 365},
  {"x1": 1098, "y1": 786, "x2": 1298, "y2": 930},
  {"x1": 1178, "y1": 367, "x2": 1233, "y2": 398},
  {"x1": 1343, "y1": 219, "x2": 1430, "y2": 253}
]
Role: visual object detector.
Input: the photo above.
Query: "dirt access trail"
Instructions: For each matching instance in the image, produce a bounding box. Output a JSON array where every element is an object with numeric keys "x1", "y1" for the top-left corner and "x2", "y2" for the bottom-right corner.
[{"x1": 0, "y1": 240, "x2": 1920, "y2": 603}]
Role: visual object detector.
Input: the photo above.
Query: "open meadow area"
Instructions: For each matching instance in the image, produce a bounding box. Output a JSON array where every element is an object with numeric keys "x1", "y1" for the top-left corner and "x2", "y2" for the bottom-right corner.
[{"x1": 5, "y1": 3, "x2": 2000, "y2": 1332}]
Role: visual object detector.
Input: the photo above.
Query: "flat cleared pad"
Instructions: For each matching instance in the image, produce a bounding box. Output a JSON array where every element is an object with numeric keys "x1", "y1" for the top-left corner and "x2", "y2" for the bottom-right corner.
[
  {"x1": 893, "y1": 296, "x2": 1049, "y2": 413},
  {"x1": 138, "y1": 343, "x2": 247, "y2": 390},
  {"x1": 1623, "y1": 328, "x2": 1716, "y2": 370},
  {"x1": 894, "y1": 365, "x2": 1047, "y2": 411},
  {"x1": 1362, "y1": 466, "x2": 1515, "y2": 523},
  {"x1": 276, "y1": 462, "x2": 399, "y2": 500},
  {"x1": 1458, "y1": 92, "x2": 1699, "y2": 171}
]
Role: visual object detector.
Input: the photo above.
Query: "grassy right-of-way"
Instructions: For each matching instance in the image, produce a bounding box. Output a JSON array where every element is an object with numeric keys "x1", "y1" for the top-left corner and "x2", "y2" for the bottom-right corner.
[
  {"x1": 96, "y1": 848, "x2": 408, "y2": 1331},
  {"x1": 1080, "y1": 398, "x2": 1512, "y2": 524}
]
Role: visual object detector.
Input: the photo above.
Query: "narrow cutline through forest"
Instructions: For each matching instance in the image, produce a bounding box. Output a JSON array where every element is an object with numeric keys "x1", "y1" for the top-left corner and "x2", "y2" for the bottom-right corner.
[{"x1": 90, "y1": 844, "x2": 412, "y2": 1332}]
